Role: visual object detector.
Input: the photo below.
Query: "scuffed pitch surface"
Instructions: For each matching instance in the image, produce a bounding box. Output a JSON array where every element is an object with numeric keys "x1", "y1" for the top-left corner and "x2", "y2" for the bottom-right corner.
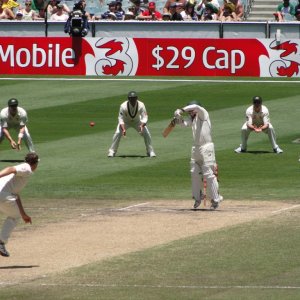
[{"x1": 0, "y1": 200, "x2": 296, "y2": 286}]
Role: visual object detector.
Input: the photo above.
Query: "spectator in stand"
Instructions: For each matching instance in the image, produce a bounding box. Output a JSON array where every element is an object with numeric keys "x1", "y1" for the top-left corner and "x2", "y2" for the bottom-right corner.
[
  {"x1": 218, "y1": 0, "x2": 237, "y2": 21},
  {"x1": 169, "y1": 2, "x2": 183, "y2": 20},
  {"x1": 0, "y1": 0, "x2": 15, "y2": 18},
  {"x1": 101, "y1": 1, "x2": 123, "y2": 20},
  {"x1": 176, "y1": 2, "x2": 185, "y2": 15},
  {"x1": 19, "y1": 0, "x2": 43, "y2": 20},
  {"x1": 295, "y1": 0, "x2": 300, "y2": 20},
  {"x1": 196, "y1": 0, "x2": 219, "y2": 18},
  {"x1": 230, "y1": 0, "x2": 243, "y2": 20},
  {"x1": 32, "y1": 0, "x2": 44, "y2": 15},
  {"x1": 200, "y1": 2, "x2": 218, "y2": 20},
  {"x1": 115, "y1": 0, "x2": 125, "y2": 19},
  {"x1": 137, "y1": 1, "x2": 162, "y2": 20},
  {"x1": 124, "y1": 9, "x2": 136, "y2": 19},
  {"x1": 164, "y1": 0, "x2": 186, "y2": 13},
  {"x1": 50, "y1": 2, "x2": 68, "y2": 20},
  {"x1": 181, "y1": 0, "x2": 198, "y2": 20},
  {"x1": 274, "y1": 0, "x2": 295, "y2": 21},
  {"x1": 47, "y1": 0, "x2": 69, "y2": 18},
  {"x1": 1, "y1": 0, "x2": 20, "y2": 11}
]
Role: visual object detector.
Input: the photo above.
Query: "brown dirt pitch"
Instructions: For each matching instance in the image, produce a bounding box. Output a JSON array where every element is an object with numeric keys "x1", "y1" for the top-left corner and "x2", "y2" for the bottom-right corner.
[{"x1": 0, "y1": 199, "x2": 297, "y2": 286}]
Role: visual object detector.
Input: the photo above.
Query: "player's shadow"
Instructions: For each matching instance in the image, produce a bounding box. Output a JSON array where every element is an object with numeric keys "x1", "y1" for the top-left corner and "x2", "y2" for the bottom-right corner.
[
  {"x1": 246, "y1": 150, "x2": 273, "y2": 154},
  {"x1": 0, "y1": 265, "x2": 39, "y2": 269},
  {"x1": 0, "y1": 159, "x2": 24, "y2": 163},
  {"x1": 117, "y1": 155, "x2": 149, "y2": 158}
]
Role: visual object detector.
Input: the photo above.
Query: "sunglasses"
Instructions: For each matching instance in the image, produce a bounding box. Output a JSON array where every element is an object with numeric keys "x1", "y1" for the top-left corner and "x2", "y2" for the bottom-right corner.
[{"x1": 25, "y1": 3, "x2": 31, "y2": 5}]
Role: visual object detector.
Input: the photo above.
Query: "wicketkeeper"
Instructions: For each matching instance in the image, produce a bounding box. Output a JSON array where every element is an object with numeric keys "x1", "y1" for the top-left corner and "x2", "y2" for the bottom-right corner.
[{"x1": 174, "y1": 101, "x2": 223, "y2": 210}]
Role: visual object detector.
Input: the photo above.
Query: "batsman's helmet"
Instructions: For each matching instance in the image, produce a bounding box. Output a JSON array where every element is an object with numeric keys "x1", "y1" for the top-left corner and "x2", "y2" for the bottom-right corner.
[
  {"x1": 252, "y1": 96, "x2": 262, "y2": 105},
  {"x1": 128, "y1": 91, "x2": 138, "y2": 99},
  {"x1": 8, "y1": 98, "x2": 19, "y2": 107},
  {"x1": 187, "y1": 100, "x2": 201, "y2": 107}
]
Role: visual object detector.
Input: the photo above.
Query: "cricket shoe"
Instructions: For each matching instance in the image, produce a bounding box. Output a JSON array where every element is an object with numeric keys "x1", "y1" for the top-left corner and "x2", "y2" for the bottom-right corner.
[
  {"x1": 210, "y1": 195, "x2": 223, "y2": 210},
  {"x1": 147, "y1": 151, "x2": 156, "y2": 158},
  {"x1": 107, "y1": 150, "x2": 116, "y2": 157},
  {"x1": 193, "y1": 190, "x2": 205, "y2": 209},
  {"x1": 234, "y1": 146, "x2": 246, "y2": 153},
  {"x1": 0, "y1": 241, "x2": 9, "y2": 257},
  {"x1": 273, "y1": 147, "x2": 283, "y2": 154}
]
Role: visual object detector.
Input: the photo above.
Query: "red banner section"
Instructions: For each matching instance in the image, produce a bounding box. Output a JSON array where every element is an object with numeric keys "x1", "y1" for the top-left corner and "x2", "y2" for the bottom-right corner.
[{"x1": 0, "y1": 37, "x2": 299, "y2": 77}]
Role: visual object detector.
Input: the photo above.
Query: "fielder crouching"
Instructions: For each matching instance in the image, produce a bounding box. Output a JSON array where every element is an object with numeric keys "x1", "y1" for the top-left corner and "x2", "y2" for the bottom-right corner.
[{"x1": 174, "y1": 101, "x2": 223, "y2": 210}]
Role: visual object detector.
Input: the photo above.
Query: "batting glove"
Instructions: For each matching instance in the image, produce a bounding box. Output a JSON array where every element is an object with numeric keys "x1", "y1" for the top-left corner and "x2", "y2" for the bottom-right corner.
[{"x1": 174, "y1": 109, "x2": 183, "y2": 118}]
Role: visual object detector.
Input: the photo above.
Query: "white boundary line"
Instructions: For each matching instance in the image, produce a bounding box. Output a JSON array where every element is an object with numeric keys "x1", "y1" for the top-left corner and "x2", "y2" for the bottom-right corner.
[
  {"x1": 272, "y1": 204, "x2": 300, "y2": 214},
  {"x1": 117, "y1": 202, "x2": 149, "y2": 211},
  {"x1": 1, "y1": 283, "x2": 298, "y2": 289},
  {"x1": 0, "y1": 77, "x2": 300, "y2": 83}
]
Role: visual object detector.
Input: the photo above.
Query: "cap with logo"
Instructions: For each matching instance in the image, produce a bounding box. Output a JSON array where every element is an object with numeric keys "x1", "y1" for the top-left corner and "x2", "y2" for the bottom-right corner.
[
  {"x1": 128, "y1": 91, "x2": 138, "y2": 99},
  {"x1": 8, "y1": 98, "x2": 19, "y2": 107},
  {"x1": 252, "y1": 96, "x2": 262, "y2": 105}
]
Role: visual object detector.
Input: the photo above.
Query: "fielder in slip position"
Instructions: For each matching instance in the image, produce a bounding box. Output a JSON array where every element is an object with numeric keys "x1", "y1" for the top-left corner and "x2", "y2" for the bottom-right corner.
[
  {"x1": 174, "y1": 101, "x2": 223, "y2": 210},
  {"x1": 0, "y1": 152, "x2": 39, "y2": 257},
  {"x1": 0, "y1": 98, "x2": 35, "y2": 153},
  {"x1": 234, "y1": 96, "x2": 283, "y2": 154},
  {"x1": 108, "y1": 91, "x2": 156, "y2": 158}
]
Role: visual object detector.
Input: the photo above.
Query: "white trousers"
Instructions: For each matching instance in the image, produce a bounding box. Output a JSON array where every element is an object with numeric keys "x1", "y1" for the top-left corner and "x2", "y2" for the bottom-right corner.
[
  {"x1": 0, "y1": 125, "x2": 35, "y2": 152},
  {"x1": 190, "y1": 143, "x2": 219, "y2": 202},
  {"x1": 109, "y1": 122, "x2": 154, "y2": 154},
  {"x1": 241, "y1": 122, "x2": 278, "y2": 150},
  {"x1": 0, "y1": 193, "x2": 20, "y2": 244}
]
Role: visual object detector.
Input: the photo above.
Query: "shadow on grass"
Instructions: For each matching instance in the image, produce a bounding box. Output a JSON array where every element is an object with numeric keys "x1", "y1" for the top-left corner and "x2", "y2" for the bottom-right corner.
[
  {"x1": 0, "y1": 160, "x2": 24, "y2": 163},
  {"x1": 117, "y1": 155, "x2": 149, "y2": 158},
  {"x1": 243, "y1": 150, "x2": 273, "y2": 154},
  {"x1": 0, "y1": 265, "x2": 39, "y2": 269}
]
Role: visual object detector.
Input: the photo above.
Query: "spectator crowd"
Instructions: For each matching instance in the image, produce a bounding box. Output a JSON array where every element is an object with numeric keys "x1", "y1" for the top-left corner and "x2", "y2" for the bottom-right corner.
[{"x1": 0, "y1": 0, "x2": 299, "y2": 22}]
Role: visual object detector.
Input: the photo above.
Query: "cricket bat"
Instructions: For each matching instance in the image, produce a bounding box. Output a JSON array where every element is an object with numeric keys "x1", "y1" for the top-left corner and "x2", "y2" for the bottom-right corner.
[{"x1": 162, "y1": 118, "x2": 176, "y2": 138}]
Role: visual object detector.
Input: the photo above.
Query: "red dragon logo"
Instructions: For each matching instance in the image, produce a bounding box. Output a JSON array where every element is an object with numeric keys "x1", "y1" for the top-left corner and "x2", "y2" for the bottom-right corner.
[
  {"x1": 93, "y1": 38, "x2": 136, "y2": 76},
  {"x1": 270, "y1": 41, "x2": 300, "y2": 77}
]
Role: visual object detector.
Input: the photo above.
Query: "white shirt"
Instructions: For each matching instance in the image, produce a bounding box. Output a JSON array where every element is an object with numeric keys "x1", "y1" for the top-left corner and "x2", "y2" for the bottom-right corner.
[
  {"x1": 0, "y1": 107, "x2": 28, "y2": 129},
  {"x1": 118, "y1": 100, "x2": 148, "y2": 125},
  {"x1": 0, "y1": 163, "x2": 33, "y2": 194},
  {"x1": 182, "y1": 104, "x2": 212, "y2": 146},
  {"x1": 246, "y1": 105, "x2": 270, "y2": 127}
]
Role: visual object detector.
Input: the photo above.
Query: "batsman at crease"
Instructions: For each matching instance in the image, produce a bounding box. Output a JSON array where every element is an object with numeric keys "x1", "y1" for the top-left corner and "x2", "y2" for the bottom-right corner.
[{"x1": 174, "y1": 101, "x2": 223, "y2": 210}]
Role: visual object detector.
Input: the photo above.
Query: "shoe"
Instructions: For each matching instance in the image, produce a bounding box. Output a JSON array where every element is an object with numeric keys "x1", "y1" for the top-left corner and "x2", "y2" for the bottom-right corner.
[
  {"x1": 193, "y1": 190, "x2": 205, "y2": 209},
  {"x1": 107, "y1": 150, "x2": 115, "y2": 157},
  {"x1": 0, "y1": 241, "x2": 9, "y2": 257},
  {"x1": 194, "y1": 199, "x2": 201, "y2": 209},
  {"x1": 210, "y1": 195, "x2": 223, "y2": 210},
  {"x1": 273, "y1": 147, "x2": 283, "y2": 154},
  {"x1": 234, "y1": 146, "x2": 246, "y2": 153},
  {"x1": 147, "y1": 151, "x2": 156, "y2": 158}
]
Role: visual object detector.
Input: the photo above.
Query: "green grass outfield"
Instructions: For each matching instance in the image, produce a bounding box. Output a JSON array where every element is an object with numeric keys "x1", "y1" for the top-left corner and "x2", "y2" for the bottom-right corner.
[{"x1": 0, "y1": 77, "x2": 300, "y2": 299}]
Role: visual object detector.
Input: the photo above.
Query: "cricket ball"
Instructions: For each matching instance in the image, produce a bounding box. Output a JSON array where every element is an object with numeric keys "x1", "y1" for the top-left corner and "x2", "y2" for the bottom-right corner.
[{"x1": 89, "y1": 121, "x2": 95, "y2": 127}]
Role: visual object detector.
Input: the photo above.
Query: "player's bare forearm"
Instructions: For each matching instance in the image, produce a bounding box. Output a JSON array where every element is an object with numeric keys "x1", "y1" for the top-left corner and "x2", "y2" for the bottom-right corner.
[{"x1": 16, "y1": 195, "x2": 32, "y2": 224}]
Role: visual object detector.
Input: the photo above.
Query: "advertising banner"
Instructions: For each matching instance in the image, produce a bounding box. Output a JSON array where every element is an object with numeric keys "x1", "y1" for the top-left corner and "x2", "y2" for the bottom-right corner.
[{"x1": 0, "y1": 37, "x2": 299, "y2": 77}]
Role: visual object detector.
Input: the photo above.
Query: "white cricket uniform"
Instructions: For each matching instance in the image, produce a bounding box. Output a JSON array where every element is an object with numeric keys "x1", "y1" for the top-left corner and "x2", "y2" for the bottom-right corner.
[
  {"x1": 109, "y1": 100, "x2": 155, "y2": 155},
  {"x1": 0, "y1": 106, "x2": 35, "y2": 152},
  {"x1": 240, "y1": 104, "x2": 279, "y2": 150},
  {"x1": 181, "y1": 104, "x2": 220, "y2": 202},
  {"x1": 0, "y1": 163, "x2": 33, "y2": 244}
]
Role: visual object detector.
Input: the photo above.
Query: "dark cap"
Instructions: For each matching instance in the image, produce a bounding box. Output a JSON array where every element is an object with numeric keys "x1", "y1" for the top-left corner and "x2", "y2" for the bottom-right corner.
[
  {"x1": 25, "y1": 152, "x2": 39, "y2": 165},
  {"x1": 252, "y1": 96, "x2": 262, "y2": 105},
  {"x1": 8, "y1": 98, "x2": 19, "y2": 107},
  {"x1": 108, "y1": 1, "x2": 116, "y2": 6},
  {"x1": 128, "y1": 91, "x2": 138, "y2": 99}
]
